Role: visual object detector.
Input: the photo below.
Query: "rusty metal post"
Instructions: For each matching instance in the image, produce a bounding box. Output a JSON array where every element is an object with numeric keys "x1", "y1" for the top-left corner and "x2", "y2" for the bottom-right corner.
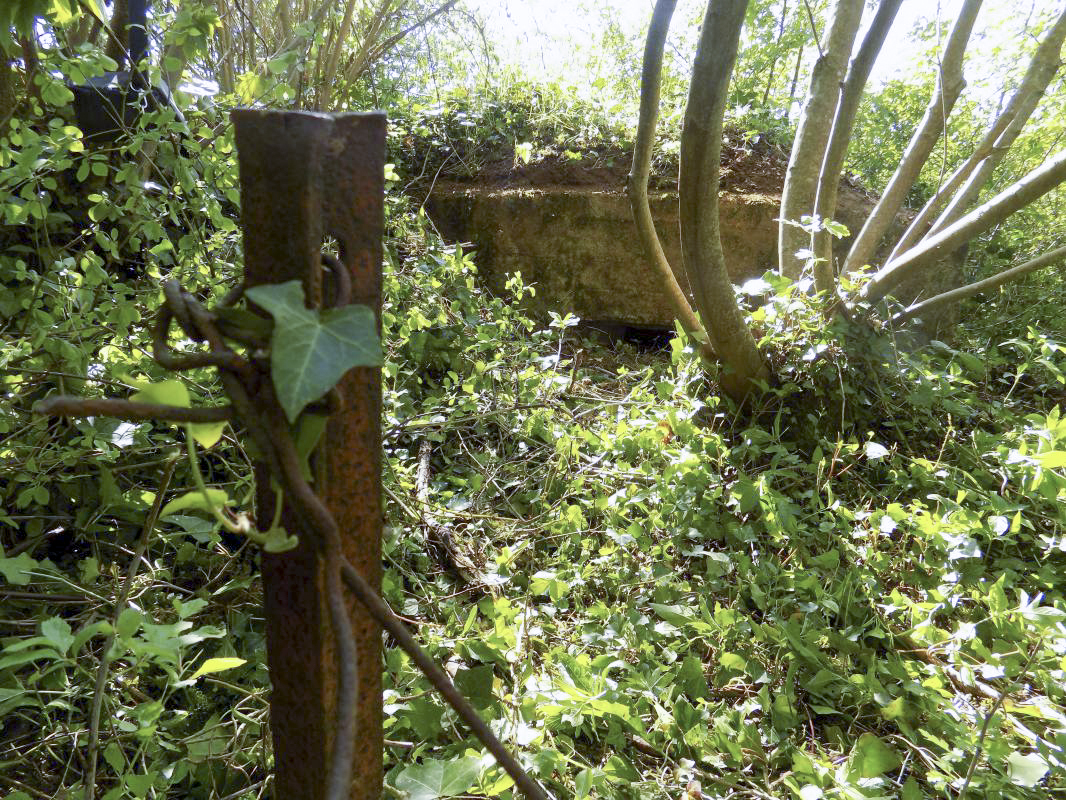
[{"x1": 232, "y1": 110, "x2": 385, "y2": 800}]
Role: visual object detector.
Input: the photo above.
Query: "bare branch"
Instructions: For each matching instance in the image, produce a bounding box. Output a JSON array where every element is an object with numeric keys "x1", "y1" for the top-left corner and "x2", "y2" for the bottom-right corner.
[
  {"x1": 362, "y1": 0, "x2": 460, "y2": 71},
  {"x1": 894, "y1": 243, "x2": 1066, "y2": 324},
  {"x1": 35, "y1": 396, "x2": 234, "y2": 423},
  {"x1": 843, "y1": 0, "x2": 982, "y2": 275},
  {"x1": 863, "y1": 149, "x2": 1066, "y2": 304},
  {"x1": 812, "y1": 0, "x2": 903, "y2": 292}
]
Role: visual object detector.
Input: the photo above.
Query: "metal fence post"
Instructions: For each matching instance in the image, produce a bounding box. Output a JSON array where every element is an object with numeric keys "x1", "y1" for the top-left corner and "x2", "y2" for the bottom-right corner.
[{"x1": 232, "y1": 109, "x2": 385, "y2": 800}]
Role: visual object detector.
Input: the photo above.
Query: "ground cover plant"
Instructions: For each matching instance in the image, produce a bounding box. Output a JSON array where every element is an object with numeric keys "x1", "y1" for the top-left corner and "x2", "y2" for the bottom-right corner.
[
  {"x1": 377, "y1": 219, "x2": 1066, "y2": 799},
  {"x1": 5, "y1": 191, "x2": 1066, "y2": 797},
  {"x1": 2, "y1": 1, "x2": 1066, "y2": 798}
]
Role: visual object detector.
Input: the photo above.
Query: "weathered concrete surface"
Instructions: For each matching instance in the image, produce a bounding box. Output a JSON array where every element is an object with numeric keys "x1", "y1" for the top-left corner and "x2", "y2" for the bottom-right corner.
[{"x1": 426, "y1": 183, "x2": 899, "y2": 328}]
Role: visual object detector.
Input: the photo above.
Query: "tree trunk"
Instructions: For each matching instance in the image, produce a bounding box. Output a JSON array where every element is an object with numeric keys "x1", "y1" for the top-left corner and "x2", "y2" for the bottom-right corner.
[
  {"x1": 894, "y1": 244, "x2": 1066, "y2": 325},
  {"x1": 317, "y1": 0, "x2": 364, "y2": 109},
  {"x1": 105, "y1": 0, "x2": 131, "y2": 69},
  {"x1": 0, "y1": 54, "x2": 16, "y2": 125},
  {"x1": 246, "y1": 0, "x2": 257, "y2": 70},
  {"x1": 628, "y1": 0, "x2": 715, "y2": 360},
  {"x1": 681, "y1": 0, "x2": 767, "y2": 402},
  {"x1": 778, "y1": 0, "x2": 863, "y2": 279},
  {"x1": 279, "y1": 0, "x2": 293, "y2": 50},
  {"x1": 862, "y1": 148, "x2": 1066, "y2": 304},
  {"x1": 216, "y1": 0, "x2": 236, "y2": 95},
  {"x1": 811, "y1": 0, "x2": 901, "y2": 293},
  {"x1": 842, "y1": 0, "x2": 981, "y2": 275}
]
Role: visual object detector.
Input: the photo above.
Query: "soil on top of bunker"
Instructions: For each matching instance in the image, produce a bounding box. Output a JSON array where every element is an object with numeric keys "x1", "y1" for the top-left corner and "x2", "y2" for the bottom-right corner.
[{"x1": 429, "y1": 131, "x2": 875, "y2": 199}]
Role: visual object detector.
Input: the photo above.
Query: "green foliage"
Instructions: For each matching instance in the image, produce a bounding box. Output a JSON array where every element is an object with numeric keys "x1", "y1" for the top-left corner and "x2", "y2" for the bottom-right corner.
[
  {"x1": 4, "y1": 7, "x2": 1066, "y2": 800},
  {"x1": 729, "y1": 0, "x2": 822, "y2": 134},
  {"x1": 1, "y1": 27, "x2": 262, "y2": 799},
  {"x1": 369, "y1": 209, "x2": 1066, "y2": 798},
  {"x1": 393, "y1": 756, "x2": 481, "y2": 800},
  {"x1": 844, "y1": 11, "x2": 1066, "y2": 332},
  {"x1": 0, "y1": 0, "x2": 82, "y2": 50},
  {"x1": 385, "y1": 78, "x2": 794, "y2": 204},
  {"x1": 388, "y1": 81, "x2": 637, "y2": 185},
  {"x1": 6, "y1": 112, "x2": 1066, "y2": 793},
  {"x1": 846, "y1": 79, "x2": 948, "y2": 204}
]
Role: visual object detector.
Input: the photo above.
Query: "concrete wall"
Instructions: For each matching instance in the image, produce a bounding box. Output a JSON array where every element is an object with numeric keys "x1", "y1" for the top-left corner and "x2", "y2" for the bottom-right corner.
[{"x1": 425, "y1": 184, "x2": 907, "y2": 328}]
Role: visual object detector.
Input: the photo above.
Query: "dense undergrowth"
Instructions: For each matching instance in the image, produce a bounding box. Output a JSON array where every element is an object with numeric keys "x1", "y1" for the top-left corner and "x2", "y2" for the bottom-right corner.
[
  {"x1": 2, "y1": 67, "x2": 1066, "y2": 799},
  {"x1": 5, "y1": 195, "x2": 1066, "y2": 797},
  {"x1": 387, "y1": 81, "x2": 794, "y2": 196},
  {"x1": 377, "y1": 213, "x2": 1066, "y2": 799}
]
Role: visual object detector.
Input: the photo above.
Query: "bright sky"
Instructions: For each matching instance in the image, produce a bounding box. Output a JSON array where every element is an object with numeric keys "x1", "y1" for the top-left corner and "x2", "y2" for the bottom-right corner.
[{"x1": 465, "y1": 0, "x2": 1061, "y2": 103}]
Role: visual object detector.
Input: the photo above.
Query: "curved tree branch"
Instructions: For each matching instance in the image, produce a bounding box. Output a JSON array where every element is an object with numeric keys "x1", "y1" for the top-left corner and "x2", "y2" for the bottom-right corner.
[
  {"x1": 778, "y1": 0, "x2": 863, "y2": 279},
  {"x1": 627, "y1": 0, "x2": 715, "y2": 361},
  {"x1": 923, "y1": 9, "x2": 1066, "y2": 238},
  {"x1": 888, "y1": 9, "x2": 1066, "y2": 261},
  {"x1": 811, "y1": 0, "x2": 902, "y2": 293}
]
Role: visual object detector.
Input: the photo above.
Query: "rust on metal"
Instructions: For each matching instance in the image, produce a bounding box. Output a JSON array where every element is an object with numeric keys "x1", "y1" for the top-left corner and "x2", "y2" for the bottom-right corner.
[{"x1": 232, "y1": 110, "x2": 385, "y2": 800}]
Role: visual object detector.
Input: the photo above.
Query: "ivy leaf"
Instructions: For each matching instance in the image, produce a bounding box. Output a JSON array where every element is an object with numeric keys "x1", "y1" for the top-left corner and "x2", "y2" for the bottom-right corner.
[
  {"x1": 259, "y1": 525, "x2": 299, "y2": 553},
  {"x1": 189, "y1": 420, "x2": 228, "y2": 449},
  {"x1": 1007, "y1": 752, "x2": 1049, "y2": 787},
  {"x1": 129, "y1": 378, "x2": 225, "y2": 447},
  {"x1": 392, "y1": 756, "x2": 480, "y2": 800},
  {"x1": 245, "y1": 281, "x2": 381, "y2": 423},
  {"x1": 454, "y1": 665, "x2": 495, "y2": 709},
  {"x1": 848, "y1": 733, "x2": 900, "y2": 778},
  {"x1": 41, "y1": 617, "x2": 74, "y2": 656},
  {"x1": 0, "y1": 553, "x2": 39, "y2": 586},
  {"x1": 294, "y1": 413, "x2": 328, "y2": 480},
  {"x1": 131, "y1": 378, "x2": 190, "y2": 407}
]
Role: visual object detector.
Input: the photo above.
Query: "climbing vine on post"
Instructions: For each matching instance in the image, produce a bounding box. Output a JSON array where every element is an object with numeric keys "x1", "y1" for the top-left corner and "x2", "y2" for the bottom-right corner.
[{"x1": 35, "y1": 110, "x2": 550, "y2": 800}]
